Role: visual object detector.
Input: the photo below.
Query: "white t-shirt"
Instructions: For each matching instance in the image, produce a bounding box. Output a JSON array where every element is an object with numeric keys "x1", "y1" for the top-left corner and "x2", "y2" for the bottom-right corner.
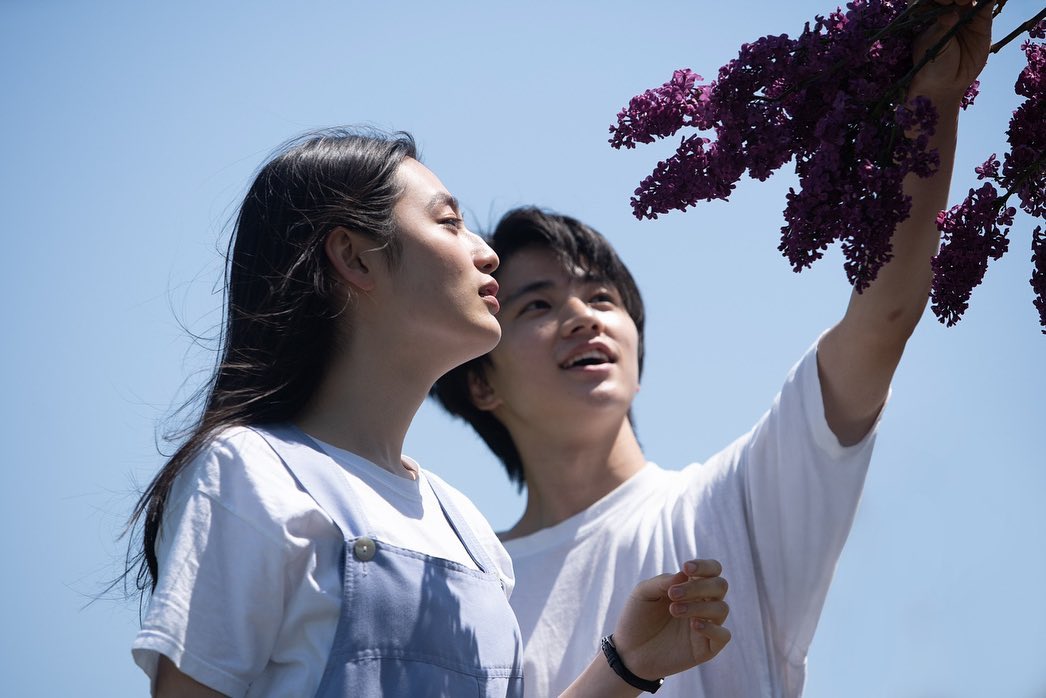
[
  {"x1": 132, "y1": 426, "x2": 514, "y2": 698},
  {"x1": 505, "y1": 341, "x2": 882, "y2": 698}
]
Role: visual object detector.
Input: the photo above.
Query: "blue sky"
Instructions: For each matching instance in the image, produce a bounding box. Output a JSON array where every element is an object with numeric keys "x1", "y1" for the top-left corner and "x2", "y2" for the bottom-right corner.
[{"x1": 2, "y1": 1, "x2": 1043, "y2": 695}]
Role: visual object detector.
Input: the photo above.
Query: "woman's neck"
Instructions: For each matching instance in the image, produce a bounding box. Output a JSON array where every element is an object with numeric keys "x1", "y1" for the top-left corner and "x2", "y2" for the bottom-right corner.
[{"x1": 295, "y1": 331, "x2": 438, "y2": 478}]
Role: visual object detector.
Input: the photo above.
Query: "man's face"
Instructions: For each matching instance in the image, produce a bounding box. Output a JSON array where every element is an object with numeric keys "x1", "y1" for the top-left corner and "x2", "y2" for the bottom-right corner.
[{"x1": 472, "y1": 246, "x2": 641, "y2": 435}]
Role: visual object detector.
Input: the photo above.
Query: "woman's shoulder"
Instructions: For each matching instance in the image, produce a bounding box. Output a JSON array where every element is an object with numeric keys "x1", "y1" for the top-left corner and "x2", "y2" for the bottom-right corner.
[
  {"x1": 169, "y1": 425, "x2": 329, "y2": 544},
  {"x1": 178, "y1": 426, "x2": 287, "y2": 494}
]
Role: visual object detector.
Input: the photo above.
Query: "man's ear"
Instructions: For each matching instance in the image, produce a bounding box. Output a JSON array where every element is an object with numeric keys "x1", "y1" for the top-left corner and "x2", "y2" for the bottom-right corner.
[
  {"x1": 468, "y1": 369, "x2": 502, "y2": 412},
  {"x1": 325, "y1": 226, "x2": 377, "y2": 292}
]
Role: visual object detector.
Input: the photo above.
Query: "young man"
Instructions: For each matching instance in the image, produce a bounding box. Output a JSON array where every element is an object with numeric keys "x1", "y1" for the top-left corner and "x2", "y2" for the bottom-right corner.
[{"x1": 434, "y1": 4, "x2": 993, "y2": 696}]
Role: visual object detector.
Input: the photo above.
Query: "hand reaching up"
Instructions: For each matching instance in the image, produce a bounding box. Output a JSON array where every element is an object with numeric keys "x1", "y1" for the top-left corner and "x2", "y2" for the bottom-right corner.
[{"x1": 909, "y1": 0, "x2": 995, "y2": 105}]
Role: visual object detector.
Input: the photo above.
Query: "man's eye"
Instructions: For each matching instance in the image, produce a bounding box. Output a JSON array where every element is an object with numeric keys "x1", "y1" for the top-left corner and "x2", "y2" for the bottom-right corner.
[
  {"x1": 519, "y1": 299, "x2": 550, "y2": 315},
  {"x1": 441, "y1": 217, "x2": 464, "y2": 229}
]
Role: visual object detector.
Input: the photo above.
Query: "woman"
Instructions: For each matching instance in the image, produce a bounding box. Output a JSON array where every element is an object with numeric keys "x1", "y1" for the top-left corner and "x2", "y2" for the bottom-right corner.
[{"x1": 127, "y1": 128, "x2": 731, "y2": 697}]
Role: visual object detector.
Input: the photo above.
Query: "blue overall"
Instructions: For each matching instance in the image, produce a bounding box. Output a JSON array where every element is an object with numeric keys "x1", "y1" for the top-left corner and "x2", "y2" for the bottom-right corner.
[{"x1": 254, "y1": 425, "x2": 524, "y2": 698}]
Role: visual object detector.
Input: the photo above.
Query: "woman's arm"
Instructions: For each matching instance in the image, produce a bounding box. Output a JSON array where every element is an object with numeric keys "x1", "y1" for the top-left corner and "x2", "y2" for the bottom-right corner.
[{"x1": 560, "y1": 559, "x2": 730, "y2": 697}]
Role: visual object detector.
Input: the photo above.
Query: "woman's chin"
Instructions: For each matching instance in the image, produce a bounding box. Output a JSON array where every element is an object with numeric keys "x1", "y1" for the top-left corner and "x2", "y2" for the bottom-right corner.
[{"x1": 450, "y1": 322, "x2": 502, "y2": 367}]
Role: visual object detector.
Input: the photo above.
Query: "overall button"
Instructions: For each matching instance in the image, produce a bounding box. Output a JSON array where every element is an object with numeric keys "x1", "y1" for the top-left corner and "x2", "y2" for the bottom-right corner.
[{"x1": 353, "y1": 536, "x2": 376, "y2": 561}]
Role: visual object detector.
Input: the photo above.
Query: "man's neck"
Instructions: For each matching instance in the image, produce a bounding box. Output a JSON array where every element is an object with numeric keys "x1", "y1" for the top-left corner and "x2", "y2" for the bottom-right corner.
[{"x1": 501, "y1": 418, "x2": 646, "y2": 540}]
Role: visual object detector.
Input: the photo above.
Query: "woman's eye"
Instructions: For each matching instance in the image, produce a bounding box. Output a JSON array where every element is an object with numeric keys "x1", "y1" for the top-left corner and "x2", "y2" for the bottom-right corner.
[
  {"x1": 440, "y1": 216, "x2": 464, "y2": 230},
  {"x1": 590, "y1": 291, "x2": 616, "y2": 305}
]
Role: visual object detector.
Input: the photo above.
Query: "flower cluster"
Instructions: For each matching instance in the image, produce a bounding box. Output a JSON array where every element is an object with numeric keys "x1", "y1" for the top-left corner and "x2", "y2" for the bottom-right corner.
[
  {"x1": 610, "y1": 69, "x2": 708, "y2": 150},
  {"x1": 932, "y1": 21, "x2": 1046, "y2": 328},
  {"x1": 930, "y1": 183, "x2": 1013, "y2": 326},
  {"x1": 960, "y1": 79, "x2": 980, "y2": 109},
  {"x1": 613, "y1": 3, "x2": 1046, "y2": 329},
  {"x1": 1006, "y1": 24, "x2": 1045, "y2": 221},
  {"x1": 1032, "y1": 226, "x2": 1046, "y2": 332},
  {"x1": 610, "y1": 0, "x2": 948, "y2": 291}
]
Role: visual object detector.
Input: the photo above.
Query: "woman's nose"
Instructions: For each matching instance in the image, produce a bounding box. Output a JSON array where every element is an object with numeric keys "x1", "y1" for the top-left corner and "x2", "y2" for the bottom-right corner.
[{"x1": 473, "y1": 233, "x2": 499, "y2": 274}]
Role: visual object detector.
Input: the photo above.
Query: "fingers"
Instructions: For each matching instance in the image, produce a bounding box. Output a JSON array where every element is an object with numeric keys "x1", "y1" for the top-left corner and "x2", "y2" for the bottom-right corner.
[
  {"x1": 672, "y1": 599, "x2": 730, "y2": 625},
  {"x1": 682, "y1": 559, "x2": 721, "y2": 578},
  {"x1": 692, "y1": 618, "x2": 732, "y2": 657},
  {"x1": 631, "y1": 571, "x2": 687, "y2": 602},
  {"x1": 668, "y1": 562, "x2": 729, "y2": 622},
  {"x1": 633, "y1": 559, "x2": 723, "y2": 601},
  {"x1": 668, "y1": 573, "x2": 728, "y2": 602}
]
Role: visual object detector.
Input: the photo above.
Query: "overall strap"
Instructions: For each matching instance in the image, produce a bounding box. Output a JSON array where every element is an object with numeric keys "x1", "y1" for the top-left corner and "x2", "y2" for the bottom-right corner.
[
  {"x1": 425, "y1": 475, "x2": 497, "y2": 576},
  {"x1": 251, "y1": 424, "x2": 372, "y2": 538}
]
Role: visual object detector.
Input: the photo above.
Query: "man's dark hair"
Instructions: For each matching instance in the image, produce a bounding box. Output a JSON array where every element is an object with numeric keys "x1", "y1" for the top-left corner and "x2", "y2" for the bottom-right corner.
[{"x1": 432, "y1": 207, "x2": 645, "y2": 489}]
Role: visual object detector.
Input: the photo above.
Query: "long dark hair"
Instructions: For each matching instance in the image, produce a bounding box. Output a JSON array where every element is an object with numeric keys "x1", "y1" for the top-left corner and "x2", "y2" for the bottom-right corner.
[{"x1": 125, "y1": 127, "x2": 417, "y2": 595}]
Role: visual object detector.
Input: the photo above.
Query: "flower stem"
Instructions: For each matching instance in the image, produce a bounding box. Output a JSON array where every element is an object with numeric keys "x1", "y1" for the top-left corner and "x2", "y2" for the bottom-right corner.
[
  {"x1": 990, "y1": 7, "x2": 1046, "y2": 54},
  {"x1": 867, "y1": 0, "x2": 935, "y2": 43},
  {"x1": 993, "y1": 152, "x2": 1046, "y2": 208}
]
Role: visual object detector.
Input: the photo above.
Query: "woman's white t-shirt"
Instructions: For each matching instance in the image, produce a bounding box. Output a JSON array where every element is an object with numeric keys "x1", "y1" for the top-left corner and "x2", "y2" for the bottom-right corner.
[{"x1": 131, "y1": 427, "x2": 513, "y2": 698}]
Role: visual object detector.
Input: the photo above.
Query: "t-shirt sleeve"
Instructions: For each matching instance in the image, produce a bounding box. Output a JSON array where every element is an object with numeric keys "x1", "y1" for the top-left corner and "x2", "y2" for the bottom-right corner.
[
  {"x1": 739, "y1": 337, "x2": 884, "y2": 666},
  {"x1": 131, "y1": 434, "x2": 324, "y2": 698}
]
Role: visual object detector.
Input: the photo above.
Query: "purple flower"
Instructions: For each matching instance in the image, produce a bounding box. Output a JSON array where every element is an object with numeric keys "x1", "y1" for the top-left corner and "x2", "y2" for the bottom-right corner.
[
  {"x1": 975, "y1": 154, "x2": 1000, "y2": 180},
  {"x1": 1032, "y1": 226, "x2": 1046, "y2": 332},
  {"x1": 893, "y1": 96, "x2": 940, "y2": 178},
  {"x1": 609, "y1": 69, "x2": 706, "y2": 150},
  {"x1": 930, "y1": 183, "x2": 1013, "y2": 326},
  {"x1": 630, "y1": 133, "x2": 745, "y2": 219},
  {"x1": 960, "y1": 80, "x2": 980, "y2": 110},
  {"x1": 1003, "y1": 35, "x2": 1046, "y2": 219},
  {"x1": 611, "y1": 1, "x2": 1044, "y2": 331},
  {"x1": 612, "y1": 0, "x2": 937, "y2": 288},
  {"x1": 931, "y1": 26, "x2": 1044, "y2": 328}
]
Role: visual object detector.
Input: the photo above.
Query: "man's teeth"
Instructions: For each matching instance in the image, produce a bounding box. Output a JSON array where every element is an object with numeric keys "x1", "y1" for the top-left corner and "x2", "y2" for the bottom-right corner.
[{"x1": 564, "y1": 350, "x2": 610, "y2": 368}]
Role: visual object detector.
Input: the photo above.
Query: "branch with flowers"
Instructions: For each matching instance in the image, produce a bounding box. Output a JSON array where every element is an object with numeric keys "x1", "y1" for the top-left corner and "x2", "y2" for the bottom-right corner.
[{"x1": 610, "y1": 0, "x2": 1046, "y2": 332}]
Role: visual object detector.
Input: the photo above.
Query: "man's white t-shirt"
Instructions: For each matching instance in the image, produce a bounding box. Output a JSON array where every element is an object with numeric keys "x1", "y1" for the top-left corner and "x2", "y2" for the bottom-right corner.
[
  {"x1": 505, "y1": 341, "x2": 882, "y2": 698},
  {"x1": 131, "y1": 426, "x2": 514, "y2": 698}
]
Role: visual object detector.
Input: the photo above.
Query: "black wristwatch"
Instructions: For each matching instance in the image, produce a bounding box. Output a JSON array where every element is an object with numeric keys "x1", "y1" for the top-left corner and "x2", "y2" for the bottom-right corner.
[{"x1": 600, "y1": 634, "x2": 665, "y2": 693}]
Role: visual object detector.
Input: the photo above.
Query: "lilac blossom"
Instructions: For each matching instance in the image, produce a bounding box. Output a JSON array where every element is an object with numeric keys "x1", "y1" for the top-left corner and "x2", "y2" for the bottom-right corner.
[
  {"x1": 1003, "y1": 30, "x2": 1045, "y2": 220},
  {"x1": 609, "y1": 69, "x2": 708, "y2": 150},
  {"x1": 933, "y1": 20, "x2": 1045, "y2": 327},
  {"x1": 1032, "y1": 226, "x2": 1046, "y2": 332},
  {"x1": 975, "y1": 153, "x2": 1000, "y2": 180},
  {"x1": 930, "y1": 183, "x2": 1013, "y2": 326},
  {"x1": 613, "y1": 2, "x2": 1045, "y2": 331},
  {"x1": 961, "y1": 79, "x2": 980, "y2": 109},
  {"x1": 611, "y1": 0, "x2": 940, "y2": 288}
]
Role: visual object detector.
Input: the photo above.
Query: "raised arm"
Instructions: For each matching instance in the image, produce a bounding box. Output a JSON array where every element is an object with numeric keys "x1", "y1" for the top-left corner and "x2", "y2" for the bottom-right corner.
[{"x1": 818, "y1": 0, "x2": 995, "y2": 445}]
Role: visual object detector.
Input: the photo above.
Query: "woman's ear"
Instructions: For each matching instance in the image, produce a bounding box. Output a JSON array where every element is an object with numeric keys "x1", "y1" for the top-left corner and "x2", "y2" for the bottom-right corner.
[
  {"x1": 468, "y1": 369, "x2": 502, "y2": 412},
  {"x1": 325, "y1": 226, "x2": 377, "y2": 292}
]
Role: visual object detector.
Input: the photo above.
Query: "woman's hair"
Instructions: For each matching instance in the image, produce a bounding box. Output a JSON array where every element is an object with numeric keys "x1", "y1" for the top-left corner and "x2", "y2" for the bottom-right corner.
[{"x1": 126, "y1": 127, "x2": 417, "y2": 594}]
